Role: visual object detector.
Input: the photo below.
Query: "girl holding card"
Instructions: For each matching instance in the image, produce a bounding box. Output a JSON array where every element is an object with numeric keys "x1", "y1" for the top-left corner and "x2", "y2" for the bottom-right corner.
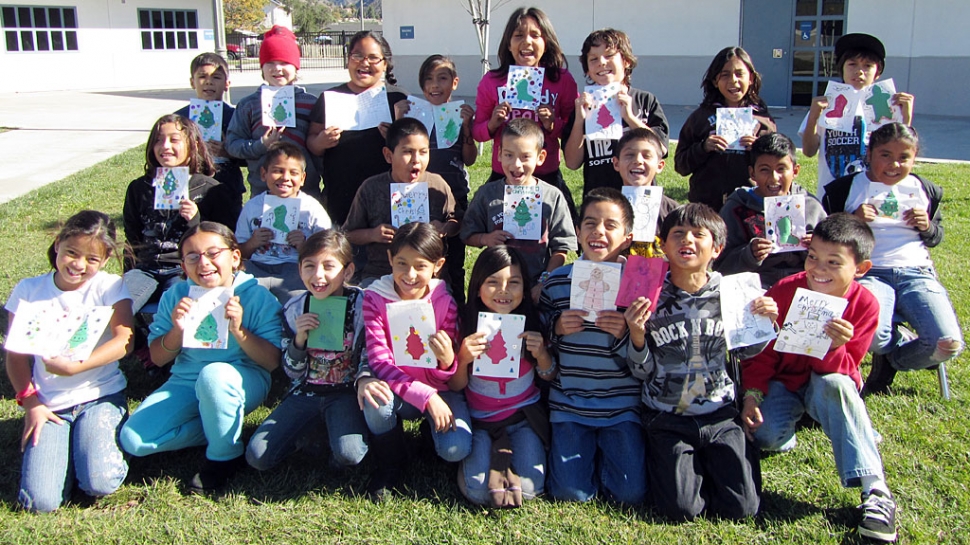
[
  {"x1": 358, "y1": 222, "x2": 470, "y2": 500},
  {"x1": 120, "y1": 222, "x2": 283, "y2": 494},
  {"x1": 449, "y1": 246, "x2": 554, "y2": 507},
  {"x1": 123, "y1": 114, "x2": 241, "y2": 314},
  {"x1": 5, "y1": 210, "x2": 133, "y2": 512},
  {"x1": 473, "y1": 7, "x2": 579, "y2": 221},
  {"x1": 245, "y1": 229, "x2": 370, "y2": 472}
]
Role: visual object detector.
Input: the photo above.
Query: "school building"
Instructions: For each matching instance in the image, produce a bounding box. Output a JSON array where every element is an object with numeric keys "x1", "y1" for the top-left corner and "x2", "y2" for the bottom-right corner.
[{"x1": 384, "y1": 0, "x2": 970, "y2": 117}]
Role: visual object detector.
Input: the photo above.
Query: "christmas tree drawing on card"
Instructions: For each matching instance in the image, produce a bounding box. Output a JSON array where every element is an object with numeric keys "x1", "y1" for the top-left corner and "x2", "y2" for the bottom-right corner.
[
  {"x1": 571, "y1": 260, "x2": 623, "y2": 322},
  {"x1": 503, "y1": 185, "x2": 542, "y2": 241},
  {"x1": 261, "y1": 195, "x2": 301, "y2": 244},
  {"x1": 584, "y1": 83, "x2": 623, "y2": 140},
  {"x1": 764, "y1": 195, "x2": 807, "y2": 253},
  {"x1": 183, "y1": 286, "x2": 233, "y2": 349},
  {"x1": 4, "y1": 301, "x2": 113, "y2": 360},
  {"x1": 188, "y1": 99, "x2": 224, "y2": 142},
  {"x1": 62, "y1": 306, "x2": 115, "y2": 361},
  {"x1": 307, "y1": 296, "x2": 347, "y2": 351},
  {"x1": 622, "y1": 186, "x2": 663, "y2": 242},
  {"x1": 866, "y1": 184, "x2": 923, "y2": 223},
  {"x1": 716, "y1": 107, "x2": 756, "y2": 151},
  {"x1": 434, "y1": 101, "x2": 464, "y2": 148},
  {"x1": 473, "y1": 312, "x2": 526, "y2": 379},
  {"x1": 720, "y1": 272, "x2": 776, "y2": 350},
  {"x1": 614, "y1": 255, "x2": 667, "y2": 311},
  {"x1": 506, "y1": 66, "x2": 544, "y2": 110},
  {"x1": 389, "y1": 182, "x2": 430, "y2": 227},
  {"x1": 775, "y1": 288, "x2": 848, "y2": 357},
  {"x1": 261, "y1": 85, "x2": 296, "y2": 128},
  {"x1": 153, "y1": 167, "x2": 190, "y2": 210},
  {"x1": 386, "y1": 300, "x2": 437, "y2": 369}
]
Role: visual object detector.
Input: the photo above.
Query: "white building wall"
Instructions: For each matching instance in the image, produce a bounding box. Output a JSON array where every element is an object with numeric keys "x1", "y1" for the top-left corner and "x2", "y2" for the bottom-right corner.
[{"x1": 1, "y1": 0, "x2": 215, "y2": 93}]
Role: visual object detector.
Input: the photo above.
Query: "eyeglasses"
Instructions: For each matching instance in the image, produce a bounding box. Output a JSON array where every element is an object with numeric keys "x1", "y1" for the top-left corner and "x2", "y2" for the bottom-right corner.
[
  {"x1": 349, "y1": 53, "x2": 385, "y2": 64},
  {"x1": 182, "y1": 247, "x2": 231, "y2": 265}
]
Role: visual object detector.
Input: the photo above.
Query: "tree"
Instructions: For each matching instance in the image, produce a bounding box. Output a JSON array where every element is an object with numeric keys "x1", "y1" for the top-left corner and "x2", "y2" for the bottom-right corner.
[
  {"x1": 225, "y1": 0, "x2": 265, "y2": 32},
  {"x1": 195, "y1": 313, "x2": 220, "y2": 344},
  {"x1": 283, "y1": 0, "x2": 338, "y2": 34},
  {"x1": 405, "y1": 326, "x2": 425, "y2": 360},
  {"x1": 485, "y1": 329, "x2": 507, "y2": 364}
]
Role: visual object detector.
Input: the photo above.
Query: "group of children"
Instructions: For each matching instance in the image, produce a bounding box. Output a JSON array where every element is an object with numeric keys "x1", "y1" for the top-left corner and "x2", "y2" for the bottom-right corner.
[{"x1": 4, "y1": 7, "x2": 963, "y2": 543}]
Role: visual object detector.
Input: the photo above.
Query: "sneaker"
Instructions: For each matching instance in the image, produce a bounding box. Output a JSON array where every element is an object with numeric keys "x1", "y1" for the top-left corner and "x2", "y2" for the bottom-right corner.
[
  {"x1": 858, "y1": 489, "x2": 897, "y2": 542},
  {"x1": 863, "y1": 353, "x2": 896, "y2": 397},
  {"x1": 187, "y1": 455, "x2": 245, "y2": 494}
]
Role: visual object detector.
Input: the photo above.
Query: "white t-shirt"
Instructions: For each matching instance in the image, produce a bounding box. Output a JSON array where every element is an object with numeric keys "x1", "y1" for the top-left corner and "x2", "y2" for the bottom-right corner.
[
  {"x1": 843, "y1": 173, "x2": 932, "y2": 268},
  {"x1": 235, "y1": 191, "x2": 332, "y2": 266},
  {"x1": 799, "y1": 111, "x2": 867, "y2": 201},
  {"x1": 5, "y1": 271, "x2": 131, "y2": 411}
]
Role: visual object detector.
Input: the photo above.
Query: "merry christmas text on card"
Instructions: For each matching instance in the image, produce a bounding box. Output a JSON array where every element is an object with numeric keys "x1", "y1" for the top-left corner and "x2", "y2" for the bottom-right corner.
[
  {"x1": 390, "y1": 182, "x2": 430, "y2": 227},
  {"x1": 775, "y1": 287, "x2": 848, "y2": 358}
]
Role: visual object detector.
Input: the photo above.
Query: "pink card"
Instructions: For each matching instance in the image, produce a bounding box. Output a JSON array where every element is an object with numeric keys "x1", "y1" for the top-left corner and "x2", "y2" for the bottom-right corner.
[{"x1": 614, "y1": 255, "x2": 667, "y2": 311}]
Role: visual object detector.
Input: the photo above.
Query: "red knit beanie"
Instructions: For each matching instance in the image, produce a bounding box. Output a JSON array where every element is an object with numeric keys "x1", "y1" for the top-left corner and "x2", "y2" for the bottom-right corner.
[{"x1": 260, "y1": 25, "x2": 300, "y2": 70}]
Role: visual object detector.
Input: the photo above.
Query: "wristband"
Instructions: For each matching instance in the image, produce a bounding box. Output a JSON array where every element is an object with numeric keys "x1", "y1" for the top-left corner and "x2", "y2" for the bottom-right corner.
[
  {"x1": 15, "y1": 383, "x2": 38, "y2": 406},
  {"x1": 539, "y1": 271, "x2": 552, "y2": 285},
  {"x1": 536, "y1": 360, "x2": 557, "y2": 378},
  {"x1": 160, "y1": 333, "x2": 181, "y2": 353},
  {"x1": 743, "y1": 389, "x2": 764, "y2": 404}
]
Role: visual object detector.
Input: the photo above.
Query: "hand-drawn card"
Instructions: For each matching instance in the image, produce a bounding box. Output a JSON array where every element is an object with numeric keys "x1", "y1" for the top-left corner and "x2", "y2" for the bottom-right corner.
[
  {"x1": 571, "y1": 260, "x2": 622, "y2": 322},
  {"x1": 386, "y1": 300, "x2": 437, "y2": 368},
  {"x1": 473, "y1": 312, "x2": 525, "y2": 379},
  {"x1": 716, "y1": 107, "x2": 756, "y2": 150},
  {"x1": 622, "y1": 186, "x2": 663, "y2": 242},
  {"x1": 433, "y1": 100, "x2": 464, "y2": 149},
  {"x1": 153, "y1": 167, "x2": 190, "y2": 210},
  {"x1": 5, "y1": 301, "x2": 78, "y2": 357},
  {"x1": 503, "y1": 185, "x2": 543, "y2": 241},
  {"x1": 62, "y1": 306, "x2": 115, "y2": 361},
  {"x1": 862, "y1": 78, "x2": 904, "y2": 131},
  {"x1": 764, "y1": 195, "x2": 807, "y2": 254},
  {"x1": 307, "y1": 296, "x2": 347, "y2": 351},
  {"x1": 183, "y1": 286, "x2": 234, "y2": 350},
  {"x1": 390, "y1": 182, "x2": 430, "y2": 227},
  {"x1": 720, "y1": 273, "x2": 777, "y2": 350},
  {"x1": 819, "y1": 81, "x2": 861, "y2": 133},
  {"x1": 405, "y1": 95, "x2": 435, "y2": 135},
  {"x1": 356, "y1": 85, "x2": 393, "y2": 130},
  {"x1": 775, "y1": 287, "x2": 848, "y2": 358},
  {"x1": 505, "y1": 65, "x2": 544, "y2": 110},
  {"x1": 188, "y1": 99, "x2": 224, "y2": 142},
  {"x1": 322, "y1": 91, "x2": 358, "y2": 130},
  {"x1": 866, "y1": 184, "x2": 924, "y2": 223},
  {"x1": 261, "y1": 85, "x2": 296, "y2": 128},
  {"x1": 584, "y1": 83, "x2": 623, "y2": 141},
  {"x1": 261, "y1": 195, "x2": 301, "y2": 244},
  {"x1": 614, "y1": 255, "x2": 667, "y2": 311}
]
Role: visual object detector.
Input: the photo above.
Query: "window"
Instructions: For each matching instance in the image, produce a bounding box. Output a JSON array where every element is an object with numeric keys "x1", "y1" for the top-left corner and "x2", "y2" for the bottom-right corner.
[
  {"x1": 2, "y1": 5, "x2": 78, "y2": 52},
  {"x1": 138, "y1": 8, "x2": 198, "y2": 51}
]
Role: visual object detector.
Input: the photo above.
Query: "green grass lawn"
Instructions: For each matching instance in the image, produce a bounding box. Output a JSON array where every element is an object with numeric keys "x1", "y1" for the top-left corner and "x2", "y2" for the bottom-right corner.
[{"x1": 0, "y1": 144, "x2": 968, "y2": 544}]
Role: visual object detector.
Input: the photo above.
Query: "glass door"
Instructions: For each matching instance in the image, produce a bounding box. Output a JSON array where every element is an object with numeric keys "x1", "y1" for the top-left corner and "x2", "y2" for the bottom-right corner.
[{"x1": 791, "y1": 0, "x2": 848, "y2": 106}]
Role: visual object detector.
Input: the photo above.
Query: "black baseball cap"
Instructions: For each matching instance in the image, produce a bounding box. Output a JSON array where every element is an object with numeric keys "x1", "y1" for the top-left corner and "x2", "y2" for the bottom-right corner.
[{"x1": 835, "y1": 33, "x2": 886, "y2": 65}]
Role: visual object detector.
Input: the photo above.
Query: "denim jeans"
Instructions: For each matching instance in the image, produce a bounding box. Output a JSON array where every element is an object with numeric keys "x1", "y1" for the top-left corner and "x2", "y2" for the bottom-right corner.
[
  {"x1": 246, "y1": 389, "x2": 368, "y2": 471},
  {"x1": 547, "y1": 420, "x2": 647, "y2": 504},
  {"x1": 121, "y1": 362, "x2": 270, "y2": 461},
  {"x1": 124, "y1": 269, "x2": 181, "y2": 314},
  {"x1": 752, "y1": 375, "x2": 884, "y2": 487},
  {"x1": 858, "y1": 266, "x2": 963, "y2": 370},
  {"x1": 19, "y1": 392, "x2": 128, "y2": 513},
  {"x1": 362, "y1": 389, "x2": 472, "y2": 462},
  {"x1": 245, "y1": 260, "x2": 306, "y2": 306},
  {"x1": 459, "y1": 420, "x2": 546, "y2": 505}
]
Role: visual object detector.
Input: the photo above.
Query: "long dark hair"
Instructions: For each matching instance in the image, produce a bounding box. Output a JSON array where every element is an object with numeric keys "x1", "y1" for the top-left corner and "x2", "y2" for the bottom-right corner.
[
  {"x1": 461, "y1": 246, "x2": 541, "y2": 338},
  {"x1": 348, "y1": 30, "x2": 397, "y2": 86},
  {"x1": 491, "y1": 7, "x2": 566, "y2": 82},
  {"x1": 144, "y1": 114, "x2": 215, "y2": 177},
  {"x1": 700, "y1": 47, "x2": 763, "y2": 109}
]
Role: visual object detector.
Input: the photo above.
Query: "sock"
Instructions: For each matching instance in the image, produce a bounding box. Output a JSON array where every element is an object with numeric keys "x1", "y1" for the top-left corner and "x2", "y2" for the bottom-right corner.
[{"x1": 861, "y1": 474, "x2": 890, "y2": 496}]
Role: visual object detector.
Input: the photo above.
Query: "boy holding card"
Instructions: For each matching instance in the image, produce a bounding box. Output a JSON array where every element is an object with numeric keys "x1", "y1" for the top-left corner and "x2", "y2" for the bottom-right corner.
[
  {"x1": 462, "y1": 118, "x2": 577, "y2": 300},
  {"x1": 537, "y1": 188, "x2": 647, "y2": 504},
  {"x1": 717, "y1": 133, "x2": 826, "y2": 288},
  {"x1": 236, "y1": 142, "x2": 332, "y2": 304},
  {"x1": 226, "y1": 25, "x2": 320, "y2": 198},
  {"x1": 629, "y1": 203, "x2": 775, "y2": 520},
  {"x1": 800, "y1": 33, "x2": 914, "y2": 199},
  {"x1": 740, "y1": 213, "x2": 899, "y2": 542},
  {"x1": 344, "y1": 117, "x2": 458, "y2": 287}
]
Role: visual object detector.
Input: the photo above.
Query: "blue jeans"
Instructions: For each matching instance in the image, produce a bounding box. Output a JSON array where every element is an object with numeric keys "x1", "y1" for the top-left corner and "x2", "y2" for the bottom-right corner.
[
  {"x1": 19, "y1": 392, "x2": 128, "y2": 513},
  {"x1": 245, "y1": 260, "x2": 305, "y2": 306},
  {"x1": 858, "y1": 266, "x2": 963, "y2": 370},
  {"x1": 362, "y1": 389, "x2": 472, "y2": 462},
  {"x1": 460, "y1": 420, "x2": 546, "y2": 505},
  {"x1": 121, "y1": 362, "x2": 270, "y2": 461},
  {"x1": 752, "y1": 375, "x2": 884, "y2": 487},
  {"x1": 246, "y1": 389, "x2": 368, "y2": 471},
  {"x1": 547, "y1": 420, "x2": 647, "y2": 504}
]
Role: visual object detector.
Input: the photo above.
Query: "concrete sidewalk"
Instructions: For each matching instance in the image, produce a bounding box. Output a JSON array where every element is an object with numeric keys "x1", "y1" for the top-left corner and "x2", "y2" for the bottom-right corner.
[{"x1": 2, "y1": 69, "x2": 968, "y2": 204}]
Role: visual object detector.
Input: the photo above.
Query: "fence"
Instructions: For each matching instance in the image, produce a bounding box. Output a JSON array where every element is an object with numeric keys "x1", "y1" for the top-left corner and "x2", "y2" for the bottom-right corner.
[{"x1": 224, "y1": 30, "x2": 383, "y2": 71}]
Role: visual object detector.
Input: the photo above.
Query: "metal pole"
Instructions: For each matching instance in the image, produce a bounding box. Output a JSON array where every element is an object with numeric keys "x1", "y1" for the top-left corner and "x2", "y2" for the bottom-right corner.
[
  {"x1": 360, "y1": 0, "x2": 364, "y2": 31},
  {"x1": 212, "y1": 0, "x2": 229, "y2": 102}
]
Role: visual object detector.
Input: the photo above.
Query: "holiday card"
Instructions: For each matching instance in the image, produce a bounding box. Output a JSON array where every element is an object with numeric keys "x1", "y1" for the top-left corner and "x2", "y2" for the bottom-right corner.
[
  {"x1": 584, "y1": 83, "x2": 623, "y2": 141},
  {"x1": 720, "y1": 272, "x2": 777, "y2": 350},
  {"x1": 866, "y1": 184, "x2": 924, "y2": 223},
  {"x1": 153, "y1": 167, "x2": 190, "y2": 210},
  {"x1": 62, "y1": 306, "x2": 115, "y2": 361},
  {"x1": 862, "y1": 78, "x2": 904, "y2": 131},
  {"x1": 325, "y1": 86, "x2": 392, "y2": 131},
  {"x1": 716, "y1": 107, "x2": 757, "y2": 151},
  {"x1": 261, "y1": 85, "x2": 296, "y2": 128},
  {"x1": 183, "y1": 286, "x2": 234, "y2": 350},
  {"x1": 386, "y1": 300, "x2": 438, "y2": 369},
  {"x1": 614, "y1": 255, "x2": 667, "y2": 311},
  {"x1": 503, "y1": 185, "x2": 543, "y2": 241},
  {"x1": 819, "y1": 81, "x2": 861, "y2": 133},
  {"x1": 5, "y1": 301, "x2": 114, "y2": 360},
  {"x1": 764, "y1": 195, "x2": 807, "y2": 254},
  {"x1": 433, "y1": 100, "x2": 464, "y2": 149},
  {"x1": 505, "y1": 66, "x2": 544, "y2": 111},
  {"x1": 473, "y1": 312, "x2": 526, "y2": 379},
  {"x1": 405, "y1": 95, "x2": 436, "y2": 135},
  {"x1": 622, "y1": 186, "x2": 664, "y2": 242},
  {"x1": 571, "y1": 260, "x2": 622, "y2": 322},
  {"x1": 188, "y1": 99, "x2": 223, "y2": 142},
  {"x1": 261, "y1": 195, "x2": 301, "y2": 244},
  {"x1": 390, "y1": 182, "x2": 430, "y2": 227},
  {"x1": 775, "y1": 287, "x2": 848, "y2": 358},
  {"x1": 307, "y1": 296, "x2": 347, "y2": 351}
]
